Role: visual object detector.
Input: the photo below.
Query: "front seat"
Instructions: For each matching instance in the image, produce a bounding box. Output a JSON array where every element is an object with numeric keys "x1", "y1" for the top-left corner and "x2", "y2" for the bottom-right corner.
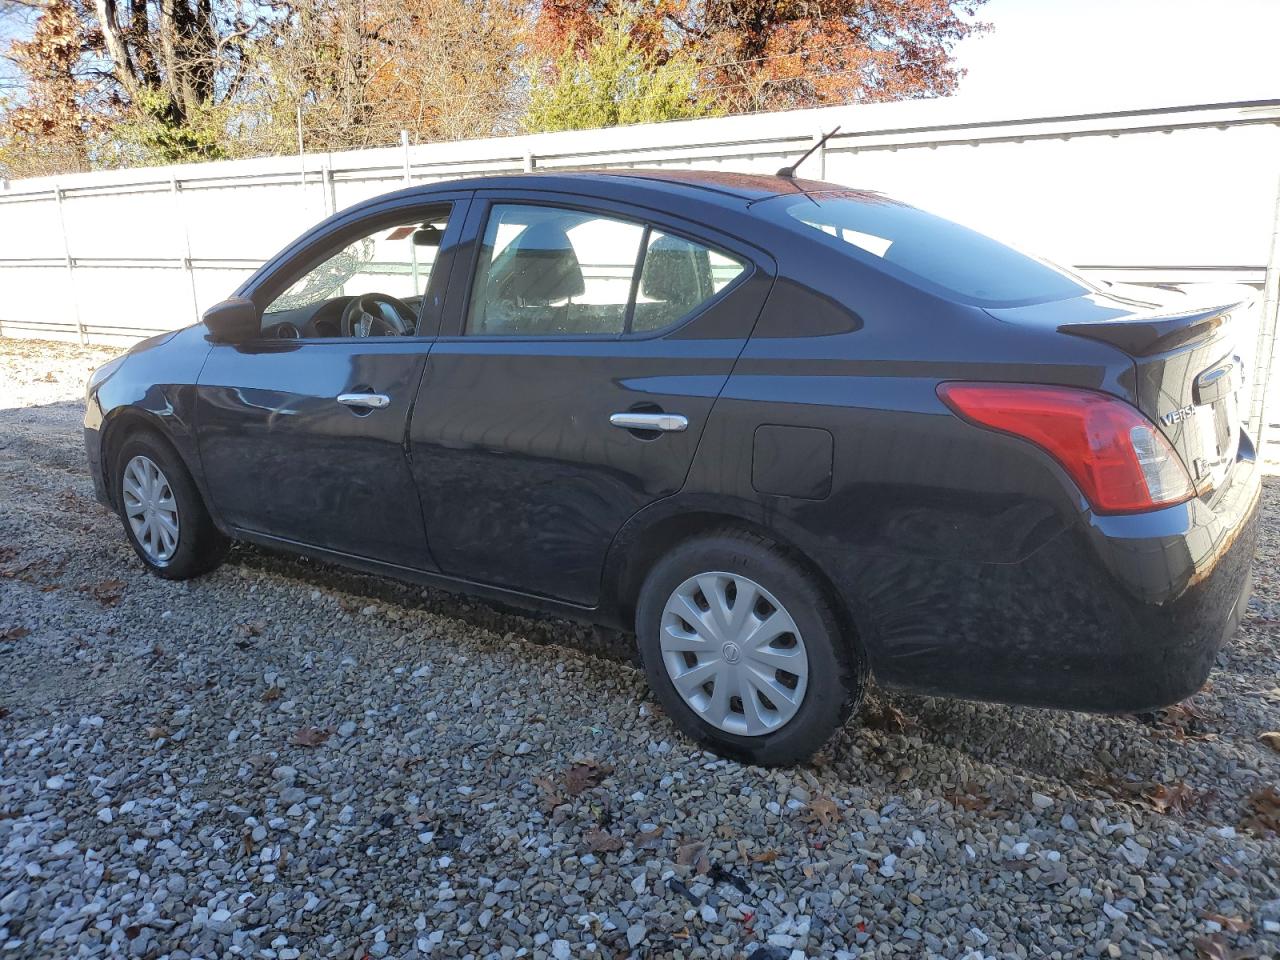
[{"x1": 483, "y1": 222, "x2": 586, "y2": 334}]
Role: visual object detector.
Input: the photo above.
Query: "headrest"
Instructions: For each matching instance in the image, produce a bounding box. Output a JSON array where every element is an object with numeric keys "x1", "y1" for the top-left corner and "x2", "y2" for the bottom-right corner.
[
  {"x1": 640, "y1": 234, "x2": 710, "y2": 304},
  {"x1": 500, "y1": 222, "x2": 585, "y2": 302}
]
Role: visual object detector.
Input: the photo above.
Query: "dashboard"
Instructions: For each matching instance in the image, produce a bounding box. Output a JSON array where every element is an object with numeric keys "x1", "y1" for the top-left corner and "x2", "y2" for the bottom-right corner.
[{"x1": 261, "y1": 295, "x2": 424, "y2": 340}]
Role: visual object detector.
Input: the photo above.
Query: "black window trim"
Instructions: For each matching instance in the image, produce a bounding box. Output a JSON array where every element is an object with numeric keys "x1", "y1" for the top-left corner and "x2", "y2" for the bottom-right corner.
[{"x1": 447, "y1": 196, "x2": 756, "y2": 343}]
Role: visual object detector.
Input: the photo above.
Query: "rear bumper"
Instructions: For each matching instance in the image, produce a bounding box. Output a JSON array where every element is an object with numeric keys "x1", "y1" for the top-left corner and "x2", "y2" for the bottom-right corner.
[{"x1": 842, "y1": 441, "x2": 1261, "y2": 713}]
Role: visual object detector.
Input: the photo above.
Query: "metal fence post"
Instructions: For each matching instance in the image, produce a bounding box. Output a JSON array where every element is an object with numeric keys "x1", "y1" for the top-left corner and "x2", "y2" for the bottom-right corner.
[
  {"x1": 1250, "y1": 165, "x2": 1280, "y2": 451},
  {"x1": 402, "y1": 131, "x2": 412, "y2": 184},
  {"x1": 323, "y1": 163, "x2": 336, "y2": 216},
  {"x1": 171, "y1": 174, "x2": 202, "y2": 323},
  {"x1": 52, "y1": 185, "x2": 86, "y2": 344}
]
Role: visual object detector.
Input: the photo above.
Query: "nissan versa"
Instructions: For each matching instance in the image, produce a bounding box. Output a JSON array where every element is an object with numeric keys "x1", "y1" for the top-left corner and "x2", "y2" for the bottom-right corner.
[{"x1": 83, "y1": 170, "x2": 1260, "y2": 765}]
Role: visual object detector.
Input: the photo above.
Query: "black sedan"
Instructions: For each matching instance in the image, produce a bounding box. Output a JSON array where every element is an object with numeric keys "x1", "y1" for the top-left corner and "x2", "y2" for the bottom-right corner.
[{"x1": 83, "y1": 170, "x2": 1260, "y2": 765}]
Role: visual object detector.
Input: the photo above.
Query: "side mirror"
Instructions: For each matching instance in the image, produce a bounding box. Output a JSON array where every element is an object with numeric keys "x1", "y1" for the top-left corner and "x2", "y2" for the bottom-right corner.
[{"x1": 203, "y1": 297, "x2": 260, "y2": 343}]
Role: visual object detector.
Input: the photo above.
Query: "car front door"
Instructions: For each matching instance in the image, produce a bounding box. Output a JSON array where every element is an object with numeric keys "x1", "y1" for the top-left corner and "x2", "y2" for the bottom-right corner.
[
  {"x1": 195, "y1": 195, "x2": 469, "y2": 569},
  {"x1": 409, "y1": 193, "x2": 775, "y2": 604}
]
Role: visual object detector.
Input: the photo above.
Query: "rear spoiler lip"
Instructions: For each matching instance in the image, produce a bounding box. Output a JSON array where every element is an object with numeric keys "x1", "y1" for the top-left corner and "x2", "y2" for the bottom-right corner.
[{"x1": 1057, "y1": 301, "x2": 1243, "y2": 356}]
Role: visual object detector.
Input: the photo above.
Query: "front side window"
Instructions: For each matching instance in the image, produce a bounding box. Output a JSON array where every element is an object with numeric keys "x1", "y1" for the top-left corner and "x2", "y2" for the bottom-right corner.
[
  {"x1": 776, "y1": 191, "x2": 1088, "y2": 308},
  {"x1": 465, "y1": 204, "x2": 746, "y2": 337},
  {"x1": 262, "y1": 203, "x2": 452, "y2": 338}
]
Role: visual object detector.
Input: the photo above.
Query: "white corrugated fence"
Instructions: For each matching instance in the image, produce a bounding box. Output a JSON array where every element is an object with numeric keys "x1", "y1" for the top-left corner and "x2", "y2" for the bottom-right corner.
[{"x1": 2, "y1": 95, "x2": 1278, "y2": 443}]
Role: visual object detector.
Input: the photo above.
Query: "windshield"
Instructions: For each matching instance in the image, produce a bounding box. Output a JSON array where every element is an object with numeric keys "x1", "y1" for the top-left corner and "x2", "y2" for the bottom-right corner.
[{"x1": 778, "y1": 191, "x2": 1089, "y2": 308}]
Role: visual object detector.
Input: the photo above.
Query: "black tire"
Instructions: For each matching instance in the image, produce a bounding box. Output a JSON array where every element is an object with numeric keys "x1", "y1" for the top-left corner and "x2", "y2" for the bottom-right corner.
[
  {"x1": 635, "y1": 529, "x2": 864, "y2": 766},
  {"x1": 115, "y1": 431, "x2": 229, "y2": 580}
]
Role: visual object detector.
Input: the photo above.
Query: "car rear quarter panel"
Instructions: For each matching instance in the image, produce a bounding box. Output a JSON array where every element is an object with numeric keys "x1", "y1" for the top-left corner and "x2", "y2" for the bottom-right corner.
[{"x1": 672, "y1": 239, "x2": 1170, "y2": 703}]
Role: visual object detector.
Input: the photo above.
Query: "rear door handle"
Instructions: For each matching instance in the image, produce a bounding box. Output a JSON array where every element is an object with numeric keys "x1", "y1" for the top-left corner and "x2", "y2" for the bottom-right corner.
[
  {"x1": 337, "y1": 392, "x2": 391, "y2": 409},
  {"x1": 609, "y1": 412, "x2": 688, "y2": 433}
]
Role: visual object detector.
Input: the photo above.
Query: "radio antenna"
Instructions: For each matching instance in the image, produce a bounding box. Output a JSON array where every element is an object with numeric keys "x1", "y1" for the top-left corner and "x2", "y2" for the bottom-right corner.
[{"x1": 776, "y1": 126, "x2": 841, "y2": 179}]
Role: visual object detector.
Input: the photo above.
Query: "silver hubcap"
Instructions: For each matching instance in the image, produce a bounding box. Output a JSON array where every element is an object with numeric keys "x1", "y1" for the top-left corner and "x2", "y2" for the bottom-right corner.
[
  {"x1": 660, "y1": 572, "x2": 809, "y2": 736},
  {"x1": 122, "y1": 455, "x2": 179, "y2": 563}
]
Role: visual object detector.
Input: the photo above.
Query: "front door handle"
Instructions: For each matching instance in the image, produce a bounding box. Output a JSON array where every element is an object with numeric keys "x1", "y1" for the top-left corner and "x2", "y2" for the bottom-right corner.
[
  {"x1": 337, "y1": 392, "x2": 391, "y2": 409},
  {"x1": 609, "y1": 412, "x2": 688, "y2": 433}
]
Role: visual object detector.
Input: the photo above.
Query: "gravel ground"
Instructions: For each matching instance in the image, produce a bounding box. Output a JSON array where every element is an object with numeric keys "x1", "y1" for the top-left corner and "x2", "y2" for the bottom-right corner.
[{"x1": 2, "y1": 337, "x2": 1280, "y2": 960}]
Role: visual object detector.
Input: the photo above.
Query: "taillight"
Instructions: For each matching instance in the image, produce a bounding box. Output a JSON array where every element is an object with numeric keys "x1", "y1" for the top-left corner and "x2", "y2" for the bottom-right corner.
[{"x1": 937, "y1": 382, "x2": 1195, "y2": 514}]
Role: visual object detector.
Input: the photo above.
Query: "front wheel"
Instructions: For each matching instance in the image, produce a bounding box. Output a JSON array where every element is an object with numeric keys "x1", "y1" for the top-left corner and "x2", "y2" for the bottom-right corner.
[
  {"x1": 635, "y1": 530, "x2": 864, "y2": 766},
  {"x1": 115, "y1": 431, "x2": 228, "y2": 580}
]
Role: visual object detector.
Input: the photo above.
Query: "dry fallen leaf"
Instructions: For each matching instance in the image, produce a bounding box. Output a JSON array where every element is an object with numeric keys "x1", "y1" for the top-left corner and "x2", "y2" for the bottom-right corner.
[
  {"x1": 1, "y1": 626, "x2": 30, "y2": 642},
  {"x1": 80, "y1": 579, "x2": 126, "y2": 607},
  {"x1": 1202, "y1": 912, "x2": 1251, "y2": 934},
  {"x1": 675, "y1": 840, "x2": 710, "y2": 874},
  {"x1": 261, "y1": 686, "x2": 282, "y2": 703},
  {"x1": 951, "y1": 787, "x2": 991, "y2": 812},
  {"x1": 291, "y1": 726, "x2": 332, "y2": 748},
  {"x1": 862, "y1": 700, "x2": 909, "y2": 733},
  {"x1": 750, "y1": 849, "x2": 779, "y2": 863},
  {"x1": 1143, "y1": 782, "x2": 1200, "y2": 816},
  {"x1": 1259, "y1": 732, "x2": 1280, "y2": 753},
  {"x1": 584, "y1": 828, "x2": 624, "y2": 853},
  {"x1": 1241, "y1": 785, "x2": 1280, "y2": 836},
  {"x1": 237, "y1": 620, "x2": 266, "y2": 638},
  {"x1": 563, "y1": 758, "x2": 612, "y2": 796},
  {"x1": 1149, "y1": 697, "x2": 1218, "y2": 743},
  {"x1": 805, "y1": 795, "x2": 842, "y2": 829},
  {"x1": 532, "y1": 776, "x2": 564, "y2": 812},
  {"x1": 1194, "y1": 933, "x2": 1257, "y2": 960},
  {"x1": 144, "y1": 725, "x2": 170, "y2": 741},
  {"x1": 634, "y1": 827, "x2": 663, "y2": 848}
]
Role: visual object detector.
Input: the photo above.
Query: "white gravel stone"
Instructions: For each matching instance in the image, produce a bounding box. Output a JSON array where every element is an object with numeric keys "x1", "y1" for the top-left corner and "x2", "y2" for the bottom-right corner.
[{"x1": 1, "y1": 339, "x2": 1279, "y2": 960}]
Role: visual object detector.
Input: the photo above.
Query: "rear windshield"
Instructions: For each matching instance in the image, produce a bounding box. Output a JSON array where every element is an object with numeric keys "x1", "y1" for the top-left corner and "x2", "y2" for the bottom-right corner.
[{"x1": 777, "y1": 191, "x2": 1089, "y2": 308}]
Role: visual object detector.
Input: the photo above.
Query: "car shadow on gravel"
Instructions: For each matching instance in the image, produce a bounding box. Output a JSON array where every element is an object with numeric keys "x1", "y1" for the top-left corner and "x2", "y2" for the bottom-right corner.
[{"x1": 230, "y1": 542, "x2": 639, "y2": 665}]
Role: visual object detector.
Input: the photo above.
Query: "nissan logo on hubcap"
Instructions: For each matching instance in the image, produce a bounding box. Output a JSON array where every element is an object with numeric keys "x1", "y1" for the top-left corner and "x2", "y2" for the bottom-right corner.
[{"x1": 721, "y1": 641, "x2": 741, "y2": 663}]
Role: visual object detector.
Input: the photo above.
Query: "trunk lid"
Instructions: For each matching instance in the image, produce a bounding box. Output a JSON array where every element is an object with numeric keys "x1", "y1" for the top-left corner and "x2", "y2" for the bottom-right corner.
[{"x1": 988, "y1": 287, "x2": 1249, "y2": 499}]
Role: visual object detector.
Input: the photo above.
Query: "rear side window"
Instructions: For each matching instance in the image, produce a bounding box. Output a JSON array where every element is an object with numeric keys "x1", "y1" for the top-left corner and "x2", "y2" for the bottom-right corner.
[
  {"x1": 466, "y1": 204, "x2": 746, "y2": 336},
  {"x1": 778, "y1": 192, "x2": 1088, "y2": 308}
]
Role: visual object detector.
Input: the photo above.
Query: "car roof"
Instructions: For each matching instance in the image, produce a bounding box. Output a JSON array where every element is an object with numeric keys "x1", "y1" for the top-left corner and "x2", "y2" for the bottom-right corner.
[{"x1": 420, "y1": 169, "x2": 840, "y2": 205}]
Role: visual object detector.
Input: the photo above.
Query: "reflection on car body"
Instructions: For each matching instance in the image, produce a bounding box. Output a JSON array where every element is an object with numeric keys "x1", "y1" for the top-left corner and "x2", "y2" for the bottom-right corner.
[{"x1": 83, "y1": 170, "x2": 1260, "y2": 765}]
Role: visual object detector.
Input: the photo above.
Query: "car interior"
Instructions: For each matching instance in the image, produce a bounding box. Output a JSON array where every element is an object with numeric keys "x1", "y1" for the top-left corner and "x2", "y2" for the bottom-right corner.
[
  {"x1": 468, "y1": 206, "x2": 739, "y2": 337},
  {"x1": 258, "y1": 202, "x2": 745, "y2": 340},
  {"x1": 260, "y1": 213, "x2": 449, "y2": 339}
]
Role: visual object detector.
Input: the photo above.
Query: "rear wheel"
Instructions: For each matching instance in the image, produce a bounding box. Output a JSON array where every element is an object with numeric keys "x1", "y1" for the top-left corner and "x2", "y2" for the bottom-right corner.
[
  {"x1": 636, "y1": 530, "x2": 863, "y2": 765},
  {"x1": 115, "y1": 432, "x2": 228, "y2": 580}
]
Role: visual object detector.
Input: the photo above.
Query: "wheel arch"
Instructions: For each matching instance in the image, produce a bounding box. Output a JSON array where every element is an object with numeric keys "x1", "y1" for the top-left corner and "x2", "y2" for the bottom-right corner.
[
  {"x1": 602, "y1": 503, "x2": 867, "y2": 665},
  {"x1": 99, "y1": 408, "x2": 207, "y2": 516}
]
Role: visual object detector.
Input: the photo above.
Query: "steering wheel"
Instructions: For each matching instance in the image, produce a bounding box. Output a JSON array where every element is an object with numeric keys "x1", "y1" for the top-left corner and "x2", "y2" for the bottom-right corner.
[{"x1": 340, "y1": 293, "x2": 415, "y2": 337}]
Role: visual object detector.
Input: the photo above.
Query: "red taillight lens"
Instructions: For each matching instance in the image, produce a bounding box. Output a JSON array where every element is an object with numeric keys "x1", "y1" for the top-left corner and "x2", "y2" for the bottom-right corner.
[{"x1": 937, "y1": 382, "x2": 1195, "y2": 514}]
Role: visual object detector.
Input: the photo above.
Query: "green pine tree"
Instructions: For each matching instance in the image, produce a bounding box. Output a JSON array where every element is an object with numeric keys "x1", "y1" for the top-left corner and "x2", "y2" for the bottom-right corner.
[{"x1": 524, "y1": 15, "x2": 716, "y2": 133}]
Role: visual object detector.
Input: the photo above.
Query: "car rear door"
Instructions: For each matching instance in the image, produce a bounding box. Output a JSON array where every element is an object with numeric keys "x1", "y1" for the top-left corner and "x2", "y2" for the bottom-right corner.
[
  {"x1": 195, "y1": 195, "x2": 470, "y2": 569},
  {"x1": 409, "y1": 191, "x2": 775, "y2": 604}
]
